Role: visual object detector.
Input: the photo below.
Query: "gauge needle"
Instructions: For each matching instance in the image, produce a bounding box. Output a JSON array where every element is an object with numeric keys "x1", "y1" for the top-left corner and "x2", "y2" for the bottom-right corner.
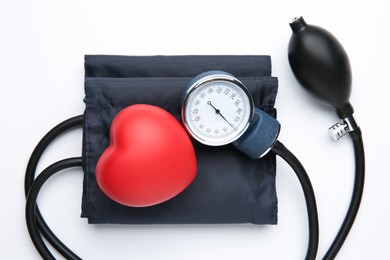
[{"x1": 207, "y1": 101, "x2": 236, "y2": 130}]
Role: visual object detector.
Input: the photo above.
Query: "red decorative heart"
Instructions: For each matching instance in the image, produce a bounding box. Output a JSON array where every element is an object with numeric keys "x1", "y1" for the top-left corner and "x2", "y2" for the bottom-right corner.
[{"x1": 96, "y1": 104, "x2": 197, "y2": 207}]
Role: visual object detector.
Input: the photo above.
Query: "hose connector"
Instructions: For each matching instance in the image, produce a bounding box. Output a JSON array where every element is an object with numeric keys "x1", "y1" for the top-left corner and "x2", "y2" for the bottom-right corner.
[{"x1": 329, "y1": 115, "x2": 359, "y2": 141}]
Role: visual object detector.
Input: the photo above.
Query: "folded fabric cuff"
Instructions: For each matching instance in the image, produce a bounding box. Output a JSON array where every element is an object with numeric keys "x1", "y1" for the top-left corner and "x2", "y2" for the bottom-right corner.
[{"x1": 82, "y1": 55, "x2": 279, "y2": 225}]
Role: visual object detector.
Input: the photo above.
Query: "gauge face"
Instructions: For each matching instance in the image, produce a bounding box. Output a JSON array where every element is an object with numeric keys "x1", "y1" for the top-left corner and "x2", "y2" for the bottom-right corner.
[{"x1": 182, "y1": 73, "x2": 254, "y2": 146}]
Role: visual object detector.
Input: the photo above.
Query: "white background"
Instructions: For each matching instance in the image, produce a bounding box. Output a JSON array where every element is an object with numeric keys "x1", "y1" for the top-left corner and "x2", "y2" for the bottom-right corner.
[{"x1": 1, "y1": 0, "x2": 389, "y2": 259}]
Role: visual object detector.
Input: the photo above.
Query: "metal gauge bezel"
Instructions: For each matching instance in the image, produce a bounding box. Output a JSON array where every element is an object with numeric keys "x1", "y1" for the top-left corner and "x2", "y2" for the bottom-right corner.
[{"x1": 182, "y1": 73, "x2": 254, "y2": 146}]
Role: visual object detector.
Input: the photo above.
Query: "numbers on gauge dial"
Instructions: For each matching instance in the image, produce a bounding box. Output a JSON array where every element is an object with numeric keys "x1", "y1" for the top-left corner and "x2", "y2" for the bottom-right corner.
[{"x1": 187, "y1": 82, "x2": 250, "y2": 141}]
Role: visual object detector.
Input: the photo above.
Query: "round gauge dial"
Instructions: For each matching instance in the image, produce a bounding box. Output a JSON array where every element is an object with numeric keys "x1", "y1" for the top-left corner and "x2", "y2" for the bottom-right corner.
[{"x1": 182, "y1": 72, "x2": 254, "y2": 146}]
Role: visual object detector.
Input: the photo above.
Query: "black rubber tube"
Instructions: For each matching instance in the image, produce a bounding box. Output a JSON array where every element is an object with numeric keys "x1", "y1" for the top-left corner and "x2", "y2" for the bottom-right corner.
[
  {"x1": 25, "y1": 115, "x2": 83, "y2": 259},
  {"x1": 271, "y1": 141, "x2": 319, "y2": 260},
  {"x1": 323, "y1": 128, "x2": 365, "y2": 259},
  {"x1": 26, "y1": 157, "x2": 83, "y2": 260}
]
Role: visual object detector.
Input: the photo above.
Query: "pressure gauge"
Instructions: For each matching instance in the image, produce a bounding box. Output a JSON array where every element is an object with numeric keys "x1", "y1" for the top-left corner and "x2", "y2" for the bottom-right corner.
[{"x1": 182, "y1": 71, "x2": 254, "y2": 146}]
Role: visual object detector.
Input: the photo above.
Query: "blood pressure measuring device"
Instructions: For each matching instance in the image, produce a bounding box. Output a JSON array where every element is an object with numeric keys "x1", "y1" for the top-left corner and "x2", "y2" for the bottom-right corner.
[
  {"x1": 25, "y1": 17, "x2": 365, "y2": 260},
  {"x1": 182, "y1": 71, "x2": 280, "y2": 158},
  {"x1": 183, "y1": 72, "x2": 256, "y2": 147}
]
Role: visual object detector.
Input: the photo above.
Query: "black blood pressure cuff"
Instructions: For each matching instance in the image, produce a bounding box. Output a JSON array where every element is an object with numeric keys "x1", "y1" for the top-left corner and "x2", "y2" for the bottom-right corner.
[{"x1": 82, "y1": 55, "x2": 279, "y2": 225}]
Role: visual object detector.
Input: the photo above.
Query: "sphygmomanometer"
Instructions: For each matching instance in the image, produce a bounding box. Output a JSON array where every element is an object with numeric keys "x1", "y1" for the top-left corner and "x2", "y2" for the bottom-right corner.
[{"x1": 25, "y1": 17, "x2": 365, "y2": 260}]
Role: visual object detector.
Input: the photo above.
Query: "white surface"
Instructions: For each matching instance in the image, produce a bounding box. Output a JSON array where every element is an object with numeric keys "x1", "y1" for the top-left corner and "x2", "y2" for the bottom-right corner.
[{"x1": 1, "y1": 0, "x2": 389, "y2": 259}]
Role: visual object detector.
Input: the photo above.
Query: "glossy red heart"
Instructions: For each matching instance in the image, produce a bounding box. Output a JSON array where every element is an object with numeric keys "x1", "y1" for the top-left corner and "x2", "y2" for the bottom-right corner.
[{"x1": 96, "y1": 104, "x2": 197, "y2": 207}]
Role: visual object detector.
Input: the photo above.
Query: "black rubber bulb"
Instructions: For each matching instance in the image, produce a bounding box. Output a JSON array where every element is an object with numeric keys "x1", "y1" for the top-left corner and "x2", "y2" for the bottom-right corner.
[{"x1": 288, "y1": 16, "x2": 353, "y2": 118}]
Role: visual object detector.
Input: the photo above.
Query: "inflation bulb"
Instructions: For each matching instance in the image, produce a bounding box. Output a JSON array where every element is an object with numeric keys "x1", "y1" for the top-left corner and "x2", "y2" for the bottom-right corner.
[{"x1": 288, "y1": 16, "x2": 358, "y2": 139}]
